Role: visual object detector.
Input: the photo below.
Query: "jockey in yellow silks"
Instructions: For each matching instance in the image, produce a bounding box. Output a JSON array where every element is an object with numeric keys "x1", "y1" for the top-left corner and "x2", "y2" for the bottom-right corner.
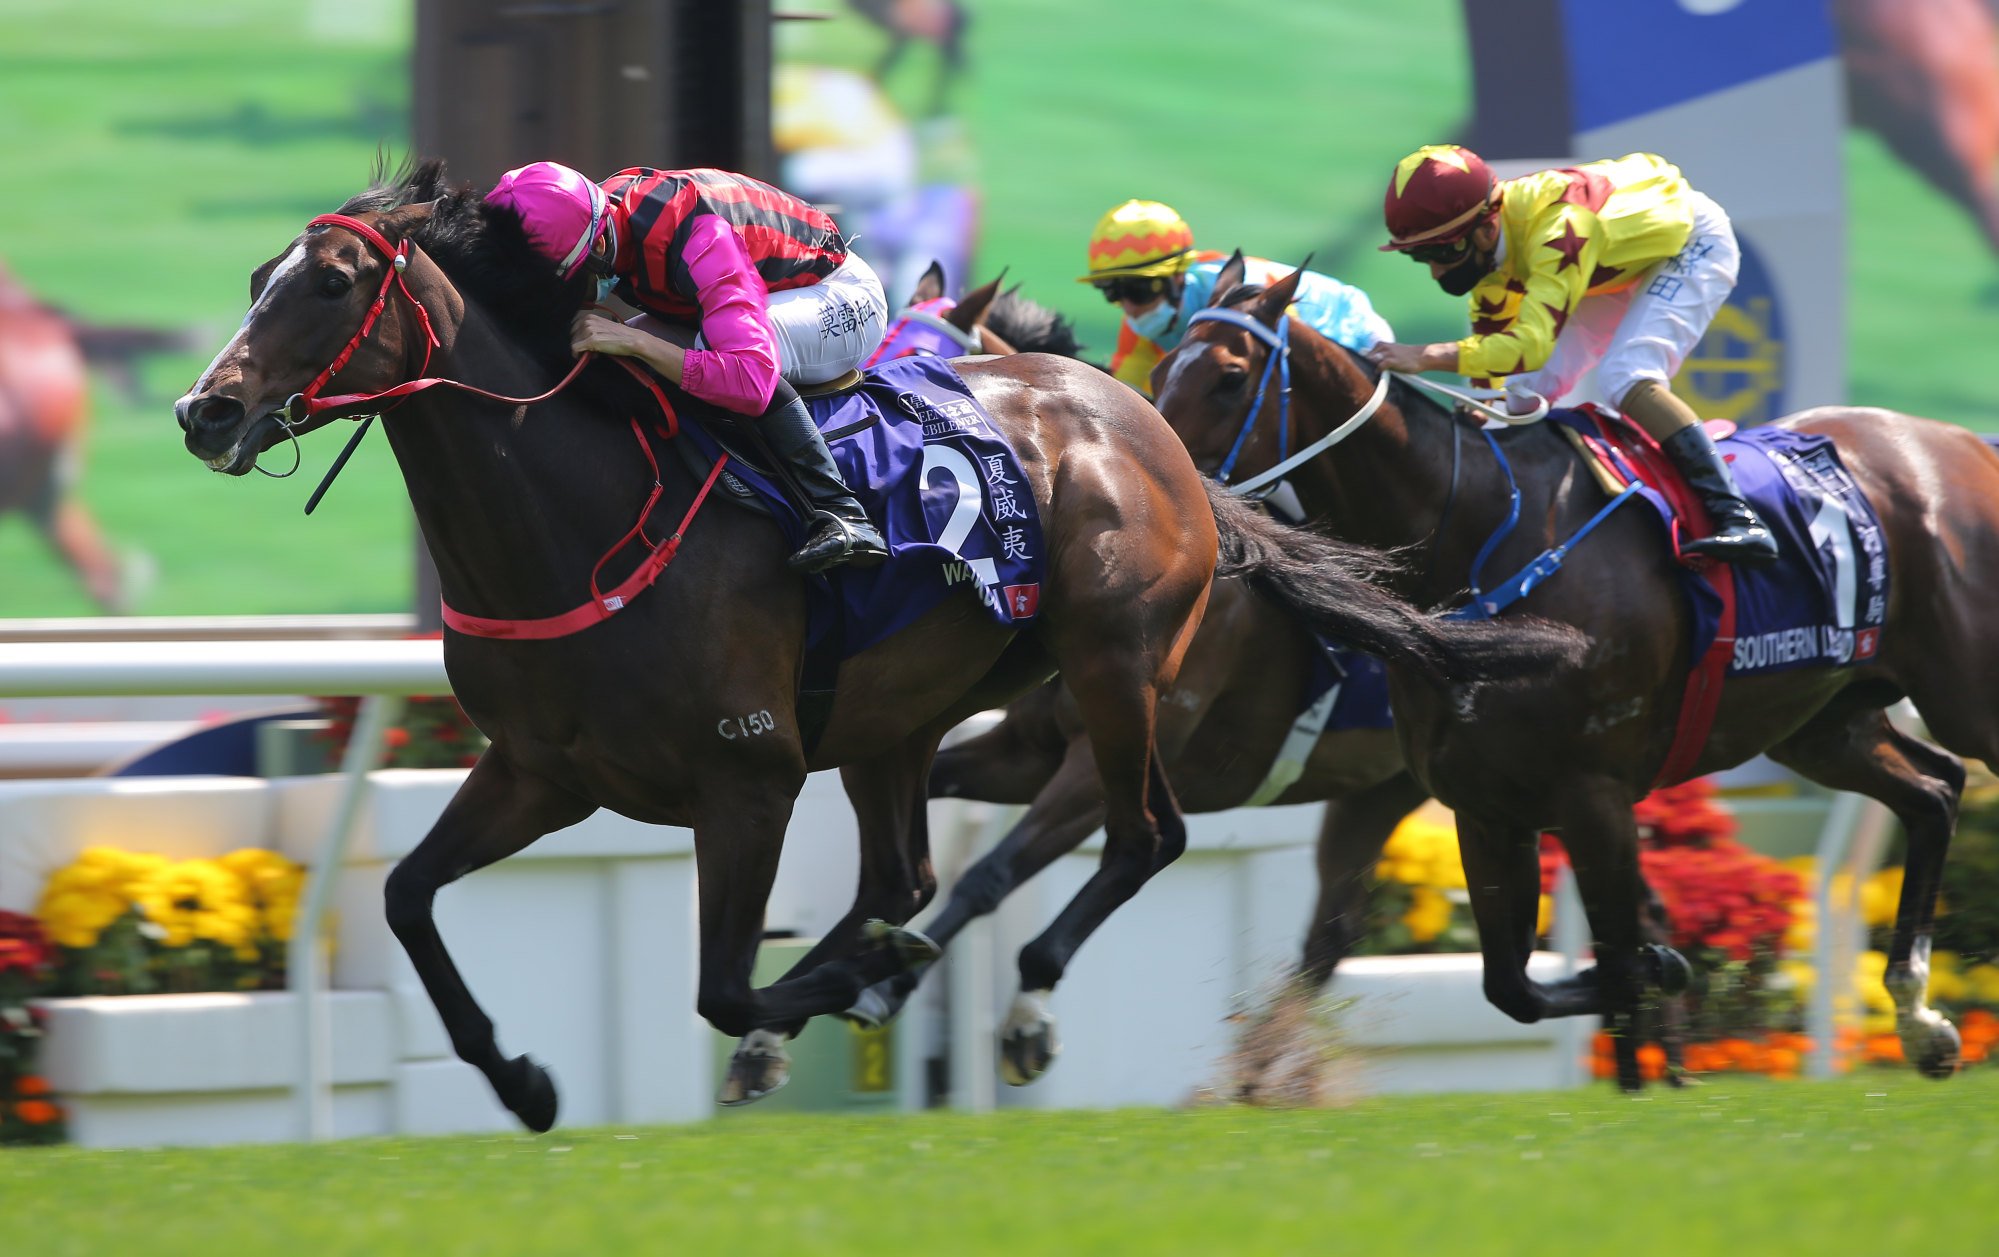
[
  {"x1": 1367, "y1": 145, "x2": 1776, "y2": 565},
  {"x1": 1078, "y1": 200, "x2": 1392, "y2": 399}
]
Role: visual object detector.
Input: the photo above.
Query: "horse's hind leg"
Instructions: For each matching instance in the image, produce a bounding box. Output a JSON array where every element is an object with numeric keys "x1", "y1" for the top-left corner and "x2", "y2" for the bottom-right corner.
[
  {"x1": 1297, "y1": 773, "x2": 1431, "y2": 993},
  {"x1": 1769, "y1": 700, "x2": 1966, "y2": 1077},
  {"x1": 1002, "y1": 732, "x2": 1187, "y2": 1086},
  {"x1": 721, "y1": 737, "x2": 942, "y2": 1105},
  {"x1": 383, "y1": 754, "x2": 596, "y2": 1132}
]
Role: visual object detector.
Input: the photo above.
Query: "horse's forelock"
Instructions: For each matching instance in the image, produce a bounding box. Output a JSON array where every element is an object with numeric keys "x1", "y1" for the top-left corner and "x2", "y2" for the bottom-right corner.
[
  {"x1": 1214, "y1": 281, "x2": 1268, "y2": 310},
  {"x1": 325, "y1": 158, "x2": 587, "y2": 357}
]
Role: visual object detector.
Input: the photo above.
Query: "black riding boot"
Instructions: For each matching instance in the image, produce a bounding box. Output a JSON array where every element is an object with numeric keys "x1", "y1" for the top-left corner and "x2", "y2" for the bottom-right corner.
[
  {"x1": 759, "y1": 385, "x2": 889, "y2": 574},
  {"x1": 1659, "y1": 424, "x2": 1779, "y2": 565}
]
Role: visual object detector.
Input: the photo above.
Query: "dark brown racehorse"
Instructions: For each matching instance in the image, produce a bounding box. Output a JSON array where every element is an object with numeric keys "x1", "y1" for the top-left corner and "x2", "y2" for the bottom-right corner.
[
  {"x1": 1155, "y1": 262, "x2": 1999, "y2": 1088},
  {"x1": 173, "y1": 162, "x2": 1576, "y2": 1128}
]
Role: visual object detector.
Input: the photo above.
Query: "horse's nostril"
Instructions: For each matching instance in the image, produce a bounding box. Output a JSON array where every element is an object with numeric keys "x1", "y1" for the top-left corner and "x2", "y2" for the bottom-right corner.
[{"x1": 185, "y1": 395, "x2": 245, "y2": 432}]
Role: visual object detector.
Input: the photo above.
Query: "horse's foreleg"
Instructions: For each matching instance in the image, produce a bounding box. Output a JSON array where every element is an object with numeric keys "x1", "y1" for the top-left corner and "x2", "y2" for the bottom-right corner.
[
  {"x1": 695, "y1": 769, "x2": 936, "y2": 1044},
  {"x1": 928, "y1": 688, "x2": 1070, "y2": 804},
  {"x1": 1457, "y1": 811, "x2": 1561, "y2": 1023},
  {"x1": 382, "y1": 753, "x2": 596, "y2": 1132},
  {"x1": 1003, "y1": 694, "x2": 1183, "y2": 1087},
  {"x1": 722, "y1": 739, "x2": 941, "y2": 1105},
  {"x1": 1551, "y1": 781, "x2": 1654, "y2": 1091},
  {"x1": 849, "y1": 734, "x2": 1112, "y2": 1032},
  {"x1": 1771, "y1": 704, "x2": 1965, "y2": 1078}
]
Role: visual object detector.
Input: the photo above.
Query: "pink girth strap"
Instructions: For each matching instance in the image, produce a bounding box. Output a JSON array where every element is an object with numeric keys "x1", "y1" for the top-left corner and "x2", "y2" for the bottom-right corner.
[{"x1": 440, "y1": 432, "x2": 730, "y2": 640}]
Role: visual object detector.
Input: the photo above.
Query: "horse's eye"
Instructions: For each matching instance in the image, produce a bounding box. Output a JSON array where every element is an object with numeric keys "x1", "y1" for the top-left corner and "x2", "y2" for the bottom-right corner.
[
  {"x1": 1213, "y1": 368, "x2": 1249, "y2": 397},
  {"x1": 319, "y1": 270, "x2": 353, "y2": 299}
]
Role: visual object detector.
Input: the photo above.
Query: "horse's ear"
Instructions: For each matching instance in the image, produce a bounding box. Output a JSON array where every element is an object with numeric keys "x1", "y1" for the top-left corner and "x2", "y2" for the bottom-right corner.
[
  {"x1": 378, "y1": 199, "x2": 439, "y2": 244},
  {"x1": 1253, "y1": 262, "x2": 1308, "y2": 329},
  {"x1": 911, "y1": 260, "x2": 947, "y2": 305},
  {"x1": 949, "y1": 267, "x2": 1009, "y2": 332},
  {"x1": 1208, "y1": 249, "x2": 1246, "y2": 308}
]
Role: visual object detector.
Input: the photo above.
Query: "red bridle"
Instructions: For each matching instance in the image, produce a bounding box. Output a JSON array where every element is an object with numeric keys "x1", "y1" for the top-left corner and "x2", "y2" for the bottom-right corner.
[
  {"x1": 285, "y1": 210, "x2": 722, "y2": 641},
  {"x1": 288, "y1": 213, "x2": 441, "y2": 420}
]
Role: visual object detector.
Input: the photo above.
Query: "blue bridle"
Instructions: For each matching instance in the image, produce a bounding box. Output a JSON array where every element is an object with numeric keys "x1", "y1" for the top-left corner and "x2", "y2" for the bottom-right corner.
[{"x1": 1188, "y1": 307, "x2": 1291, "y2": 486}]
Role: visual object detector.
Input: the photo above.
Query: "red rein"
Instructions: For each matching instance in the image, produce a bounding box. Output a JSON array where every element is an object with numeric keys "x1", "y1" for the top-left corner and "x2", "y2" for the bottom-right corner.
[{"x1": 300, "y1": 212, "x2": 726, "y2": 640}]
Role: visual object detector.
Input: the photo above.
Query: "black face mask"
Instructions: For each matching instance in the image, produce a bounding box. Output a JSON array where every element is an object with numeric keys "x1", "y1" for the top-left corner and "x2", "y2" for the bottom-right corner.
[{"x1": 1436, "y1": 247, "x2": 1491, "y2": 297}]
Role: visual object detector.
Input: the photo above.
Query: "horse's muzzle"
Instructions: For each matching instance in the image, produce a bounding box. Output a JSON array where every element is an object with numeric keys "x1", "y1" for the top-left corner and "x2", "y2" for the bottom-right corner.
[{"x1": 176, "y1": 391, "x2": 271, "y2": 473}]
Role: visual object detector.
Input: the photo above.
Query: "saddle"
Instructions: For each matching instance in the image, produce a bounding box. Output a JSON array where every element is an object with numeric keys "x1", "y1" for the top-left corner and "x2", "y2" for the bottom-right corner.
[{"x1": 673, "y1": 369, "x2": 877, "y2": 517}]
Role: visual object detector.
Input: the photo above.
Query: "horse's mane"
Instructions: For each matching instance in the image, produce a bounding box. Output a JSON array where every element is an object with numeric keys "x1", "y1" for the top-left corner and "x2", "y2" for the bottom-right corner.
[
  {"x1": 337, "y1": 157, "x2": 593, "y2": 368},
  {"x1": 335, "y1": 157, "x2": 655, "y2": 421},
  {"x1": 984, "y1": 286, "x2": 1085, "y2": 359}
]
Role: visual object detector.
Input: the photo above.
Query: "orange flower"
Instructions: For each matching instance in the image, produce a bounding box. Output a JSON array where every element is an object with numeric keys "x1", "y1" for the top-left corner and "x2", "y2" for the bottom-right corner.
[
  {"x1": 1637, "y1": 1043, "x2": 1667, "y2": 1081},
  {"x1": 1766, "y1": 1046, "x2": 1801, "y2": 1078},
  {"x1": 14, "y1": 1099, "x2": 59, "y2": 1125},
  {"x1": 1865, "y1": 1033, "x2": 1904, "y2": 1064},
  {"x1": 385, "y1": 727, "x2": 412, "y2": 750},
  {"x1": 13, "y1": 1075, "x2": 50, "y2": 1097}
]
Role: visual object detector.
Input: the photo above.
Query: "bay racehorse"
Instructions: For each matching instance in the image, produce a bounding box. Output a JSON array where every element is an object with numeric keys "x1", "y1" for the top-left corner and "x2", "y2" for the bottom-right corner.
[
  {"x1": 1154, "y1": 261, "x2": 1999, "y2": 1088},
  {"x1": 173, "y1": 162, "x2": 1578, "y2": 1128},
  {"x1": 834, "y1": 267, "x2": 1690, "y2": 1093}
]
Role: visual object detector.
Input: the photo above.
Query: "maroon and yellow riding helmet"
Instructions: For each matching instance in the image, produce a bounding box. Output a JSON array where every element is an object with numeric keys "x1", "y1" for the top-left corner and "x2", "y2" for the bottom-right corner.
[{"x1": 1380, "y1": 145, "x2": 1499, "y2": 252}]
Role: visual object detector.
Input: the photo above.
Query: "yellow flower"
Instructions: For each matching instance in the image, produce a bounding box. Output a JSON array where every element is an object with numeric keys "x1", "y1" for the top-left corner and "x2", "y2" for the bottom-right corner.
[
  {"x1": 1784, "y1": 900, "x2": 1816, "y2": 955},
  {"x1": 219, "y1": 848, "x2": 307, "y2": 942},
  {"x1": 1778, "y1": 958, "x2": 1817, "y2": 1000},
  {"x1": 131, "y1": 859, "x2": 259, "y2": 958},
  {"x1": 1921, "y1": 950, "x2": 1968, "y2": 1004},
  {"x1": 1967, "y1": 963, "x2": 1999, "y2": 1006},
  {"x1": 1380, "y1": 815, "x2": 1464, "y2": 890},
  {"x1": 1403, "y1": 886, "x2": 1454, "y2": 943},
  {"x1": 1860, "y1": 867, "x2": 1903, "y2": 930},
  {"x1": 35, "y1": 847, "x2": 169, "y2": 948}
]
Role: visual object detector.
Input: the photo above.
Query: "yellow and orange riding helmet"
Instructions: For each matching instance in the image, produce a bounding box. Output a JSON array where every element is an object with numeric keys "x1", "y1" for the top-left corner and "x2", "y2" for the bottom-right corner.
[{"x1": 1077, "y1": 199, "x2": 1196, "y2": 283}]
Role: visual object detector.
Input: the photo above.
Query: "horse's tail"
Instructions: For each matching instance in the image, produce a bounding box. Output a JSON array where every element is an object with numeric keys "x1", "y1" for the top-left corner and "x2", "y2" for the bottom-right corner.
[{"x1": 1205, "y1": 482, "x2": 1587, "y2": 689}]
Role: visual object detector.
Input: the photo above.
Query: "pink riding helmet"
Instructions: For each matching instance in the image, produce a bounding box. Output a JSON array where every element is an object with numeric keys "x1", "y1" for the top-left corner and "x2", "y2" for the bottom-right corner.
[{"x1": 487, "y1": 161, "x2": 609, "y2": 280}]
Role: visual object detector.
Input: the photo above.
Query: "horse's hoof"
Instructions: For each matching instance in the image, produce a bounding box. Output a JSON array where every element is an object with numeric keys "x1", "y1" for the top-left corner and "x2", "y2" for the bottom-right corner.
[
  {"x1": 997, "y1": 991, "x2": 1059, "y2": 1086},
  {"x1": 718, "y1": 1031, "x2": 791, "y2": 1106},
  {"x1": 840, "y1": 983, "x2": 899, "y2": 1031},
  {"x1": 999, "y1": 1025, "x2": 1058, "y2": 1087},
  {"x1": 1905, "y1": 1015, "x2": 1962, "y2": 1080},
  {"x1": 1643, "y1": 944, "x2": 1692, "y2": 995},
  {"x1": 501, "y1": 1054, "x2": 559, "y2": 1133},
  {"x1": 862, "y1": 918, "x2": 942, "y2": 971}
]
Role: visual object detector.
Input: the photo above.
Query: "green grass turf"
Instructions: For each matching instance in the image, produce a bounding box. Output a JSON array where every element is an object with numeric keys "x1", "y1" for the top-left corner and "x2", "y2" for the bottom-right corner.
[
  {"x1": 2, "y1": 1, "x2": 1994, "y2": 616},
  {"x1": 5, "y1": 1072, "x2": 1994, "y2": 1255}
]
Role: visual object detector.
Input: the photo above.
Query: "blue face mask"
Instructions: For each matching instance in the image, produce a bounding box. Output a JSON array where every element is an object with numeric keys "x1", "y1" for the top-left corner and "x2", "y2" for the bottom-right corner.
[
  {"x1": 594, "y1": 274, "x2": 620, "y2": 305},
  {"x1": 1127, "y1": 296, "x2": 1181, "y2": 345}
]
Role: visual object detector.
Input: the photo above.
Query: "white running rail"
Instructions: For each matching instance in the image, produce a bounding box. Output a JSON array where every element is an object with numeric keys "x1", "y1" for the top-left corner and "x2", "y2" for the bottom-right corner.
[{"x1": 0, "y1": 638, "x2": 448, "y2": 1140}]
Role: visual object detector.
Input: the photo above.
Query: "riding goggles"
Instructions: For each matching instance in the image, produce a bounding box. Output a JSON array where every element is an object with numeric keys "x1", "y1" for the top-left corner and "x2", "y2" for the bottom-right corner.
[
  {"x1": 1093, "y1": 276, "x2": 1170, "y2": 305},
  {"x1": 1403, "y1": 237, "x2": 1472, "y2": 265}
]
